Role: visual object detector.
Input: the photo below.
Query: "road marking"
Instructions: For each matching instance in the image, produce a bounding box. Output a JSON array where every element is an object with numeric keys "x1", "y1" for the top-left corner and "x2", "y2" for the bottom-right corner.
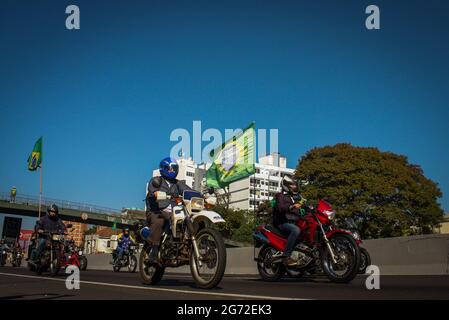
[{"x1": 0, "y1": 272, "x2": 305, "y2": 300}]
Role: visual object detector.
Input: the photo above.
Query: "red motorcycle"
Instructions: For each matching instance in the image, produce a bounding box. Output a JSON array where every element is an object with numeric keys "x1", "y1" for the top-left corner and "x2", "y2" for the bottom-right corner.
[
  {"x1": 253, "y1": 199, "x2": 361, "y2": 283},
  {"x1": 63, "y1": 240, "x2": 88, "y2": 271}
]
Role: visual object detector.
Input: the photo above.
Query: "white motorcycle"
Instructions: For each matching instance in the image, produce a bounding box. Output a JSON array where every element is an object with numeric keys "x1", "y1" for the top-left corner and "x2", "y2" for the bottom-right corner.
[{"x1": 137, "y1": 190, "x2": 227, "y2": 289}]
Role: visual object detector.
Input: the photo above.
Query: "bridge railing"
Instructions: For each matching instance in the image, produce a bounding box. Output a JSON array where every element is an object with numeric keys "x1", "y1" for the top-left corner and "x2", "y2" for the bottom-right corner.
[{"x1": 0, "y1": 192, "x2": 121, "y2": 216}]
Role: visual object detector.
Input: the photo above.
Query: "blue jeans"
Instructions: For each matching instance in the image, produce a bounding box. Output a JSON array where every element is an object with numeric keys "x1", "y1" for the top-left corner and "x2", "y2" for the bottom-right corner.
[
  {"x1": 278, "y1": 223, "x2": 301, "y2": 257},
  {"x1": 116, "y1": 247, "x2": 125, "y2": 261},
  {"x1": 34, "y1": 238, "x2": 46, "y2": 261}
]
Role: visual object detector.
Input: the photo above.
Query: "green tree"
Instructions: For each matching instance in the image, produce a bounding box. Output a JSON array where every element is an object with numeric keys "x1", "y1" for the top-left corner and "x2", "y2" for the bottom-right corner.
[
  {"x1": 213, "y1": 205, "x2": 255, "y2": 244},
  {"x1": 295, "y1": 143, "x2": 444, "y2": 238}
]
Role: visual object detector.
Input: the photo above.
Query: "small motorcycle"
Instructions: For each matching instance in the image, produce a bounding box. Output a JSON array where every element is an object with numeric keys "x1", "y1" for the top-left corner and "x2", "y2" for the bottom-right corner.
[
  {"x1": 0, "y1": 248, "x2": 8, "y2": 266},
  {"x1": 136, "y1": 190, "x2": 227, "y2": 289},
  {"x1": 64, "y1": 240, "x2": 88, "y2": 271},
  {"x1": 11, "y1": 248, "x2": 23, "y2": 267},
  {"x1": 335, "y1": 217, "x2": 371, "y2": 274},
  {"x1": 253, "y1": 199, "x2": 361, "y2": 283},
  {"x1": 112, "y1": 245, "x2": 137, "y2": 273}
]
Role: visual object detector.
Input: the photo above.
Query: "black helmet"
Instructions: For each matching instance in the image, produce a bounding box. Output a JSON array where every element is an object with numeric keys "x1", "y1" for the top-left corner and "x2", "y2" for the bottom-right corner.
[
  {"x1": 47, "y1": 203, "x2": 59, "y2": 215},
  {"x1": 281, "y1": 176, "x2": 300, "y2": 195}
]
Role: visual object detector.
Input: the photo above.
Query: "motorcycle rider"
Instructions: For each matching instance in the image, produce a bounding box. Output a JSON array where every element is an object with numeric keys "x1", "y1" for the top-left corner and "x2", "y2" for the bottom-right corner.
[
  {"x1": 33, "y1": 204, "x2": 67, "y2": 264},
  {"x1": 114, "y1": 228, "x2": 135, "y2": 264},
  {"x1": 145, "y1": 157, "x2": 193, "y2": 264},
  {"x1": 273, "y1": 176, "x2": 307, "y2": 266}
]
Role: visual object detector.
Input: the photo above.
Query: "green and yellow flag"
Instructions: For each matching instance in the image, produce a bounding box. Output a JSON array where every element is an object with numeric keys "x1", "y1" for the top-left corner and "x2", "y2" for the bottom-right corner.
[
  {"x1": 206, "y1": 123, "x2": 256, "y2": 188},
  {"x1": 27, "y1": 137, "x2": 42, "y2": 171}
]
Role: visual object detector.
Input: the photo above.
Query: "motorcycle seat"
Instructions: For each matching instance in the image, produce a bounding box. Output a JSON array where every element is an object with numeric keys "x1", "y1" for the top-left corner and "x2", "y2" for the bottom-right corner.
[{"x1": 265, "y1": 225, "x2": 286, "y2": 238}]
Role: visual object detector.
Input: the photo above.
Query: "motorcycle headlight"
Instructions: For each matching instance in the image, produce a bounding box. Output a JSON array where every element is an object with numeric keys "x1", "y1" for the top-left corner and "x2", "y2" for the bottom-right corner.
[
  {"x1": 190, "y1": 197, "x2": 204, "y2": 212},
  {"x1": 323, "y1": 210, "x2": 336, "y2": 220},
  {"x1": 352, "y1": 231, "x2": 361, "y2": 241},
  {"x1": 78, "y1": 251, "x2": 83, "y2": 255},
  {"x1": 52, "y1": 234, "x2": 63, "y2": 241}
]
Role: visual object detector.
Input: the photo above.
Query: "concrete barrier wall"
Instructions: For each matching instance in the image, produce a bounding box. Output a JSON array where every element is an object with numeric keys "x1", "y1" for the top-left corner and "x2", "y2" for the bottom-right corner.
[
  {"x1": 85, "y1": 234, "x2": 449, "y2": 275},
  {"x1": 363, "y1": 234, "x2": 449, "y2": 275}
]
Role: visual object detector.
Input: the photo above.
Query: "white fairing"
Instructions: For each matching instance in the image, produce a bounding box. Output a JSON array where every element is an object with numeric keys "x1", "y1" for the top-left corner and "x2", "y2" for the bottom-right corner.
[{"x1": 191, "y1": 210, "x2": 225, "y2": 224}]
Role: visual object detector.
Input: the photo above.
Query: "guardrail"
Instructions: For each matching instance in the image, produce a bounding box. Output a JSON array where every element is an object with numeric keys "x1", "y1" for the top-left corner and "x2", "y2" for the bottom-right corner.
[{"x1": 0, "y1": 192, "x2": 121, "y2": 215}]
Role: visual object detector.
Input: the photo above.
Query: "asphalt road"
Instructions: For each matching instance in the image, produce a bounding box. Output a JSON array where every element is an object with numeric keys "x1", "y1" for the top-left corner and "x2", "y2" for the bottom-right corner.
[{"x1": 0, "y1": 266, "x2": 448, "y2": 300}]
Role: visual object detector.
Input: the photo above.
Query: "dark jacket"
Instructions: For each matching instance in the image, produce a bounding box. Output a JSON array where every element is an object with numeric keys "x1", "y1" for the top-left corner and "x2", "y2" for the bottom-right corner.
[
  {"x1": 272, "y1": 192, "x2": 303, "y2": 227},
  {"x1": 36, "y1": 214, "x2": 67, "y2": 234},
  {"x1": 146, "y1": 176, "x2": 192, "y2": 213}
]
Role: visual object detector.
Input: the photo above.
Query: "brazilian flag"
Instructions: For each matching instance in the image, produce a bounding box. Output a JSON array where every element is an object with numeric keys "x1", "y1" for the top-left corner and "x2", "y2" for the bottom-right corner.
[
  {"x1": 206, "y1": 123, "x2": 256, "y2": 188},
  {"x1": 27, "y1": 137, "x2": 42, "y2": 171}
]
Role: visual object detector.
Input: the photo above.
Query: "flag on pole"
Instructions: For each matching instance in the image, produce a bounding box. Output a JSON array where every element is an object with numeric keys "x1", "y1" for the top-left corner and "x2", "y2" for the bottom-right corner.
[
  {"x1": 206, "y1": 123, "x2": 256, "y2": 188},
  {"x1": 27, "y1": 137, "x2": 42, "y2": 171}
]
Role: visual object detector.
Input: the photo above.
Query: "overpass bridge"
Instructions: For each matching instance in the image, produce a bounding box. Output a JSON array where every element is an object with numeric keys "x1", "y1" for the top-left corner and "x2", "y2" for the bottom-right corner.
[
  {"x1": 0, "y1": 192, "x2": 138, "y2": 229},
  {"x1": 0, "y1": 192, "x2": 245, "y2": 247}
]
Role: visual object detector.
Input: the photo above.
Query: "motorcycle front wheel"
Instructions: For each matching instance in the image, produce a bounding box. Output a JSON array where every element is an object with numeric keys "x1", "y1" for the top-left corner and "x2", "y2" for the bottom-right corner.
[
  {"x1": 113, "y1": 263, "x2": 121, "y2": 272},
  {"x1": 79, "y1": 256, "x2": 88, "y2": 271},
  {"x1": 321, "y1": 233, "x2": 360, "y2": 283},
  {"x1": 50, "y1": 257, "x2": 60, "y2": 277},
  {"x1": 28, "y1": 261, "x2": 36, "y2": 272},
  {"x1": 139, "y1": 247, "x2": 165, "y2": 285},
  {"x1": 190, "y1": 228, "x2": 226, "y2": 289},
  {"x1": 128, "y1": 255, "x2": 137, "y2": 273},
  {"x1": 257, "y1": 245, "x2": 285, "y2": 281}
]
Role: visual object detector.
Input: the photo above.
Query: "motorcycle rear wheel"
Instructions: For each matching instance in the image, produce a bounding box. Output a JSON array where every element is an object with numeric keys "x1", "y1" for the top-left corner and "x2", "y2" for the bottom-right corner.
[
  {"x1": 139, "y1": 247, "x2": 165, "y2": 285},
  {"x1": 321, "y1": 233, "x2": 360, "y2": 283},
  {"x1": 257, "y1": 245, "x2": 285, "y2": 281}
]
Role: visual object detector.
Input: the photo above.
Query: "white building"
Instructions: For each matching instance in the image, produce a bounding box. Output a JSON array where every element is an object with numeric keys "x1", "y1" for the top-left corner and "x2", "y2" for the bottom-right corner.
[
  {"x1": 84, "y1": 234, "x2": 118, "y2": 254},
  {"x1": 225, "y1": 153, "x2": 295, "y2": 211}
]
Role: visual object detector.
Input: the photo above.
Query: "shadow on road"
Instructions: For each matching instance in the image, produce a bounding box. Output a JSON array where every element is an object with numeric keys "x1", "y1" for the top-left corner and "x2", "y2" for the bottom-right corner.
[{"x1": 1, "y1": 293, "x2": 76, "y2": 300}]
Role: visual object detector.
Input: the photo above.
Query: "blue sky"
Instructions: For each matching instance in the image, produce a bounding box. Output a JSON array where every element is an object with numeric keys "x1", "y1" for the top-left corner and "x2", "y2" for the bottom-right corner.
[{"x1": 1, "y1": 0, "x2": 448, "y2": 221}]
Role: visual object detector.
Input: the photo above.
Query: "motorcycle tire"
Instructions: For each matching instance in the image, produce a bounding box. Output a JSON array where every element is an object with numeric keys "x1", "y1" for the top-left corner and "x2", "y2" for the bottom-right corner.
[
  {"x1": 50, "y1": 258, "x2": 60, "y2": 277},
  {"x1": 257, "y1": 245, "x2": 285, "y2": 282},
  {"x1": 113, "y1": 264, "x2": 121, "y2": 272},
  {"x1": 139, "y1": 247, "x2": 165, "y2": 285},
  {"x1": 321, "y1": 233, "x2": 360, "y2": 283},
  {"x1": 28, "y1": 262, "x2": 36, "y2": 272},
  {"x1": 358, "y1": 248, "x2": 371, "y2": 274},
  {"x1": 79, "y1": 256, "x2": 88, "y2": 271},
  {"x1": 128, "y1": 255, "x2": 137, "y2": 273},
  {"x1": 190, "y1": 228, "x2": 227, "y2": 289},
  {"x1": 36, "y1": 264, "x2": 44, "y2": 275}
]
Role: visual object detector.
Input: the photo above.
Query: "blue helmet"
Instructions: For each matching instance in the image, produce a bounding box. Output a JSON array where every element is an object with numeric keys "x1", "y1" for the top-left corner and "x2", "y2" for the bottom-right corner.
[{"x1": 159, "y1": 157, "x2": 179, "y2": 180}]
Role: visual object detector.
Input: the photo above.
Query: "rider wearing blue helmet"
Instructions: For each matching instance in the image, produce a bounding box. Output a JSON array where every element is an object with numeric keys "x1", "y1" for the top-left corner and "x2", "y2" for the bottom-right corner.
[{"x1": 145, "y1": 157, "x2": 193, "y2": 263}]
